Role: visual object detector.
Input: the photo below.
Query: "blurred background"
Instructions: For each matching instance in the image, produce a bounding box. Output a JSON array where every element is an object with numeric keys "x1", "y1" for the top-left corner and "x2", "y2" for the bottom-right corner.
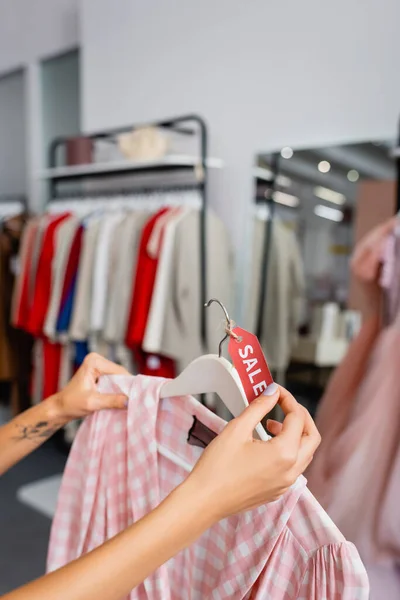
[{"x1": 0, "y1": 0, "x2": 400, "y2": 597}]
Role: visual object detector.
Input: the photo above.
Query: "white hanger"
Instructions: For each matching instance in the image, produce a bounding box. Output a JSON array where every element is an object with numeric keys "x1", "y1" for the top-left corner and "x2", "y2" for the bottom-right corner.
[{"x1": 159, "y1": 299, "x2": 269, "y2": 442}]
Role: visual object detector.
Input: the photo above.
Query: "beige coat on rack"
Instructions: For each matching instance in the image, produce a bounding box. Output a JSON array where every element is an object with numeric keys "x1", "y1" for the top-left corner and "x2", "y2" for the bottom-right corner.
[
  {"x1": 143, "y1": 210, "x2": 234, "y2": 372},
  {"x1": 247, "y1": 218, "x2": 305, "y2": 381}
]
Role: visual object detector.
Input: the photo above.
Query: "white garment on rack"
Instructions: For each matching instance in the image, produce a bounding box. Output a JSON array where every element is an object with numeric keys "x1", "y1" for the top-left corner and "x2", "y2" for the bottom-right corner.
[
  {"x1": 247, "y1": 218, "x2": 305, "y2": 372},
  {"x1": 157, "y1": 209, "x2": 234, "y2": 371},
  {"x1": 143, "y1": 207, "x2": 192, "y2": 354},
  {"x1": 29, "y1": 216, "x2": 48, "y2": 301},
  {"x1": 90, "y1": 213, "x2": 125, "y2": 333},
  {"x1": 104, "y1": 211, "x2": 149, "y2": 344},
  {"x1": 44, "y1": 217, "x2": 80, "y2": 341},
  {"x1": 146, "y1": 207, "x2": 178, "y2": 258},
  {"x1": 69, "y1": 216, "x2": 102, "y2": 341}
]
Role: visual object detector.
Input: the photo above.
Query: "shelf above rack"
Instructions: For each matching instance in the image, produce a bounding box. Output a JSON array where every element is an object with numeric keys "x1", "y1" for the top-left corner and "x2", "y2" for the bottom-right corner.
[{"x1": 39, "y1": 154, "x2": 224, "y2": 180}]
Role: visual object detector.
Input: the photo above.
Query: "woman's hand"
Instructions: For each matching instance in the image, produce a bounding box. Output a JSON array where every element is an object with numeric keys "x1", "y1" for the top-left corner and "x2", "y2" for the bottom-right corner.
[
  {"x1": 350, "y1": 217, "x2": 397, "y2": 318},
  {"x1": 51, "y1": 353, "x2": 129, "y2": 425},
  {"x1": 2, "y1": 382, "x2": 320, "y2": 600},
  {"x1": 187, "y1": 384, "x2": 320, "y2": 520},
  {"x1": 0, "y1": 354, "x2": 128, "y2": 475}
]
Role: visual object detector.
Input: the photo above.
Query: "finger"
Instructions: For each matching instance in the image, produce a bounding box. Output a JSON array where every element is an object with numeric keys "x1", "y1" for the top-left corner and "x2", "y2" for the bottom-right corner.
[
  {"x1": 85, "y1": 353, "x2": 129, "y2": 377},
  {"x1": 272, "y1": 387, "x2": 305, "y2": 450},
  {"x1": 93, "y1": 393, "x2": 128, "y2": 411},
  {"x1": 266, "y1": 419, "x2": 283, "y2": 436},
  {"x1": 235, "y1": 384, "x2": 280, "y2": 434},
  {"x1": 296, "y1": 406, "x2": 321, "y2": 469}
]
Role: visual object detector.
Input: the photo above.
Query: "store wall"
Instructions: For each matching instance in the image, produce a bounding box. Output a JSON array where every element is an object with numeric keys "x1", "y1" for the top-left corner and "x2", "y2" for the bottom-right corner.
[
  {"x1": 0, "y1": 0, "x2": 80, "y2": 212},
  {"x1": 81, "y1": 0, "x2": 400, "y2": 243},
  {"x1": 0, "y1": 70, "x2": 27, "y2": 196},
  {"x1": 41, "y1": 49, "x2": 81, "y2": 166},
  {"x1": 0, "y1": 0, "x2": 79, "y2": 73}
]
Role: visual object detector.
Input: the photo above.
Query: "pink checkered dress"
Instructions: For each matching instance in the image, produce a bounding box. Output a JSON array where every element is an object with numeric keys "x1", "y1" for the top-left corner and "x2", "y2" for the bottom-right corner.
[{"x1": 47, "y1": 375, "x2": 369, "y2": 598}]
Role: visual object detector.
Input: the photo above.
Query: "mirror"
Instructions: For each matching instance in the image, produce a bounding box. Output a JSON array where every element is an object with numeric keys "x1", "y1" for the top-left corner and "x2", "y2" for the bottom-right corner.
[{"x1": 250, "y1": 139, "x2": 397, "y2": 411}]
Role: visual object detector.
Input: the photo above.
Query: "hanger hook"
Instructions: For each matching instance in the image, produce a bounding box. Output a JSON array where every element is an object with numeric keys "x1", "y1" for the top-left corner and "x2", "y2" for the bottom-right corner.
[{"x1": 204, "y1": 298, "x2": 231, "y2": 358}]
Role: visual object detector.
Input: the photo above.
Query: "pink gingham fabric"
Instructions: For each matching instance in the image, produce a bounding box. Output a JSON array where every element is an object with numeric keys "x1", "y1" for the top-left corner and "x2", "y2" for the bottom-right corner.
[{"x1": 47, "y1": 375, "x2": 369, "y2": 599}]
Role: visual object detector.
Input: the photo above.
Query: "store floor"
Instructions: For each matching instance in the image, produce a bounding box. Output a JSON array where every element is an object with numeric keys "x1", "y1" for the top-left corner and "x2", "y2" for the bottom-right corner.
[{"x1": 0, "y1": 437, "x2": 66, "y2": 594}]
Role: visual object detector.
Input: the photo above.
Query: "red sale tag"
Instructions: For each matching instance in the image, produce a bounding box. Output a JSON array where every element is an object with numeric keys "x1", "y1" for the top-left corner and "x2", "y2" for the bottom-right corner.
[{"x1": 228, "y1": 327, "x2": 274, "y2": 403}]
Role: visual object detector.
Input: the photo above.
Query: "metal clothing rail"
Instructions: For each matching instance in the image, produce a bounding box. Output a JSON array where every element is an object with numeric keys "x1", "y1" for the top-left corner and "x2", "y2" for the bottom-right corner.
[
  {"x1": 47, "y1": 183, "x2": 202, "y2": 201},
  {"x1": 254, "y1": 152, "x2": 280, "y2": 340},
  {"x1": 46, "y1": 114, "x2": 209, "y2": 349}
]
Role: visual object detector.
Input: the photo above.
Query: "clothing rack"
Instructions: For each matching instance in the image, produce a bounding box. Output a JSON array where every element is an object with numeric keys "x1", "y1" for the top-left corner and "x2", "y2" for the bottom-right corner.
[
  {"x1": 45, "y1": 114, "x2": 209, "y2": 348},
  {"x1": 254, "y1": 152, "x2": 280, "y2": 340}
]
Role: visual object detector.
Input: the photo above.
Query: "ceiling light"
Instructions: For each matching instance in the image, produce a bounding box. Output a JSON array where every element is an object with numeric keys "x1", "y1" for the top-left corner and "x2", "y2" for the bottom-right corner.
[
  {"x1": 347, "y1": 169, "x2": 359, "y2": 182},
  {"x1": 272, "y1": 191, "x2": 299, "y2": 207},
  {"x1": 281, "y1": 147, "x2": 293, "y2": 159},
  {"x1": 276, "y1": 175, "x2": 292, "y2": 188},
  {"x1": 254, "y1": 167, "x2": 273, "y2": 181},
  {"x1": 314, "y1": 186, "x2": 346, "y2": 205},
  {"x1": 314, "y1": 204, "x2": 343, "y2": 222},
  {"x1": 253, "y1": 168, "x2": 292, "y2": 188},
  {"x1": 318, "y1": 160, "x2": 331, "y2": 173}
]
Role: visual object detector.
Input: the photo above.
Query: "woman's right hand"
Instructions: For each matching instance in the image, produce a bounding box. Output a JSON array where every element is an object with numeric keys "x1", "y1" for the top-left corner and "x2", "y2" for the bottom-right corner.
[{"x1": 187, "y1": 385, "x2": 320, "y2": 521}]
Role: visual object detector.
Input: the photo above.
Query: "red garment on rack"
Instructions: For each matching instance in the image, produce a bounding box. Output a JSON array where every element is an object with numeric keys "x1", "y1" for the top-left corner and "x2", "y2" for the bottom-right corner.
[
  {"x1": 125, "y1": 208, "x2": 176, "y2": 378},
  {"x1": 42, "y1": 338, "x2": 63, "y2": 400},
  {"x1": 25, "y1": 213, "x2": 70, "y2": 336},
  {"x1": 13, "y1": 220, "x2": 39, "y2": 330},
  {"x1": 58, "y1": 225, "x2": 84, "y2": 317}
]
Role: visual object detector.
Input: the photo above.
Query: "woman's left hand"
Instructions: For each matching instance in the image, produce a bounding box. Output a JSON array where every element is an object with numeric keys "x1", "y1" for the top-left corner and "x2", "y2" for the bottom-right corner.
[{"x1": 52, "y1": 353, "x2": 128, "y2": 424}]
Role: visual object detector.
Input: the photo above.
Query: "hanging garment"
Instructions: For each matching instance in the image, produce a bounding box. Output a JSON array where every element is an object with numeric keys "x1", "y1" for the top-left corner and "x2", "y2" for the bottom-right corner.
[
  {"x1": 41, "y1": 338, "x2": 63, "y2": 400},
  {"x1": 0, "y1": 215, "x2": 33, "y2": 413},
  {"x1": 380, "y1": 227, "x2": 400, "y2": 324},
  {"x1": 125, "y1": 207, "x2": 177, "y2": 377},
  {"x1": 125, "y1": 207, "x2": 172, "y2": 347},
  {"x1": 103, "y1": 211, "x2": 149, "y2": 346},
  {"x1": 48, "y1": 374, "x2": 369, "y2": 599},
  {"x1": 90, "y1": 212, "x2": 126, "y2": 335},
  {"x1": 44, "y1": 216, "x2": 81, "y2": 340},
  {"x1": 143, "y1": 207, "x2": 191, "y2": 354},
  {"x1": 307, "y1": 309, "x2": 400, "y2": 567},
  {"x1": 25, "y1": 213, "x2": 70, "y2": 336},
  {"x1": 247, "y1": 218, "x2": 305, "y2": 373},
  {"x1": 154, "y1": 210, "x2": 234, "y2": 371},
  {"x1": 69, "y1": 216, "x2": 102, "y2": 342},
  {"x1": 11, "y1": 217, "x2": 39, "y2": 329},
  {"x1": 29, "y1": 216, "x2": 48, "y2": 305},
  {"x1": 56, "y1": 224, "x2": 84, "y2": 338},
  {"x1": 307, "y1": 229, "x2": 400, "y2": 571}
]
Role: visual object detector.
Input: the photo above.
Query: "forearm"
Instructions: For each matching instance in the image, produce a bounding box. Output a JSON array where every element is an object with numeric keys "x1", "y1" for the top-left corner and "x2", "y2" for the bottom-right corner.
[
  {"x1": 358, "y1": 281, "x2": 383, "y2": 323},
  {"x1": 0, "y1": 396, "x2": 65, "y2": 475},
  {"x1": 3, "y1": 480, "x2": 213, "y2": 600}
]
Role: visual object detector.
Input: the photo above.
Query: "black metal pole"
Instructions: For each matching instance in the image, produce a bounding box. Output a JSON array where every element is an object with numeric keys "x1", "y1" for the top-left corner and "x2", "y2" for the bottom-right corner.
[{"x1": 256, "y1": 152, "x2": 279, "y2": 340}]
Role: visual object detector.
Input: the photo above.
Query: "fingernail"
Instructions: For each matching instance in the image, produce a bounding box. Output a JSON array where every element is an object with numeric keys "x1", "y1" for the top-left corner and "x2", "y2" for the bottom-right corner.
[
  {"x1": 263, "y1": 382, "x2": 279, "y2": 396},
  {"x1": 124, "y1": 400, "x2": 129, "y2": 408}
]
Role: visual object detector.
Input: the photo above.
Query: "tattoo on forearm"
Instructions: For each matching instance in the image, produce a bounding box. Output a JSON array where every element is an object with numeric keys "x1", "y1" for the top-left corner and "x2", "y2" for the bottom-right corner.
[{"x1": 13, "y1": 420, "x2": 61, "y2": 443}]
